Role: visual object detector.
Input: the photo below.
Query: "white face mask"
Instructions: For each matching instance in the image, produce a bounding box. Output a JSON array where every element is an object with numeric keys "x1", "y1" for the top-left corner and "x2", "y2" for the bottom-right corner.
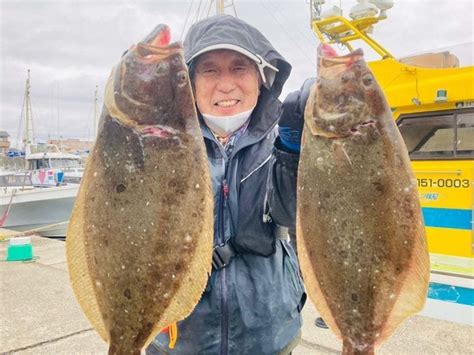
[{"x1": 202, "y1": 107, "x2": 255, "y2": 137}]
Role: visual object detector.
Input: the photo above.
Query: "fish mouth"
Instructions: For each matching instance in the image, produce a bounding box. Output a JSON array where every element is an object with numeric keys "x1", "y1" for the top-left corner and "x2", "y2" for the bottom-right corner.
[
  {"x1": 318, "y1": 46, "x2": 364, "y2": 66},
  {"x1": 135, "y1": 42, "x2": 182, "y2": 63},
  {"x1": 131, "y1": 24, "x2": 180, "y2": 62},
  {"x1": 317, "y1": 45, "x2": 365, "y2": 79}
]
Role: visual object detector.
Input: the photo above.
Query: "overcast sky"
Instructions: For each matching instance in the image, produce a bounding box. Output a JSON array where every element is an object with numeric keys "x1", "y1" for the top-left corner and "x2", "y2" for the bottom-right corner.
[{"x1": 1, "y1": 0, "x2": 472, "y2": 148}]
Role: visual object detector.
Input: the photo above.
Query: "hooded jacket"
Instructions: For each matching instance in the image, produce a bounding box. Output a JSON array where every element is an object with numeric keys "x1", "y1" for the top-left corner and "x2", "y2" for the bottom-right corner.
[{"x1": 147, "y1": 15, "x2": 305, "y2": 355}]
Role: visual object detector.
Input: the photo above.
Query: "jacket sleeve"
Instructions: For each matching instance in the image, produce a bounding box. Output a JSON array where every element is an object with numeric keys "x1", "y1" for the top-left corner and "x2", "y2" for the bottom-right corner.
[
  {"x1": 267, "y1": 78, "x2": 316, "y2": 227},
  {"x1": 266, "y1": 137, "x2": 299, "y2": 228}
]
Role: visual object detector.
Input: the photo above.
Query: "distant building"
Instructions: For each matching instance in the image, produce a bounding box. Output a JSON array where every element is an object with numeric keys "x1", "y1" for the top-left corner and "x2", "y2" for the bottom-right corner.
[
  {"x1": 48, "y1": 138, "x2": 93, "y2": 153},
  {"x1": 0, "y1": 131, "x2": 11, "y2": 154}
]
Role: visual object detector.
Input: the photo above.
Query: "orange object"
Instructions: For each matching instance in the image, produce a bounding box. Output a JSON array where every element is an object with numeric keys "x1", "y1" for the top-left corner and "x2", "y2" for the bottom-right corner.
[{"x1": 160, "y1": 322, "x2": 178, "y2": 349}]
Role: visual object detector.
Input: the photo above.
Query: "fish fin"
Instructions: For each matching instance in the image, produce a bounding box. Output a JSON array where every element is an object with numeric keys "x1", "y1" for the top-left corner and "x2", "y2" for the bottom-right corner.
[
  {"x1": 376, "y1": 229, "x2": 430, "y2": 345},
  {"x1": 303, "y1": 85, "x2": 320, "y2": 138},
  {"x1": 142, "y1": 190, "x2": 214, "y2": 350},
  {"x1": 296, "y1": 212, "x2": 343, "y2": 340},
  {"x1": 66, "y1": 167, "x2": 108, "y2": 342}
]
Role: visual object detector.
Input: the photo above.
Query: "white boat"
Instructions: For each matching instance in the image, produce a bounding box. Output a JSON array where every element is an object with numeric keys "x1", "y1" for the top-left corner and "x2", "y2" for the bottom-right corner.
[
  {"x1": 9, "y1": 70, "x2": 86, "y2": 183},
  {"x1": 0, "y1": 172, "x2": 79, "y2": 237},
  {"x1": 0, "y1": 70, "x2": 85, "y2": 238},
  {"x1": 25, "y1": 143, "x2": 85, "y2": 183}
]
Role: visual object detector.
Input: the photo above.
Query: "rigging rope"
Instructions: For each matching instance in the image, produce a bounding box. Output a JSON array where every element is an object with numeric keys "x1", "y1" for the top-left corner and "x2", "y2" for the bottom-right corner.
[
  {"x1": 270, "y1": 0, "x2": 317, "y2": 46},
  {"x1": 181, "y1": 0, "x2": 195, "y2": 40},
  {"x1": 0, "y1": 190, "x2": 16, "y2": 227},
  {"x1": 258, "y1": 0, "x2": 317, "y2": 67},
  {"x1": 206, "y1": 0, "x2": 214, "y2": 18},
  {"x1": 194, "y1": 0, "x2": 204, "y2": 23},
  {"x1": 230, "y1": 0, "x2": 238, "y2": 17}
]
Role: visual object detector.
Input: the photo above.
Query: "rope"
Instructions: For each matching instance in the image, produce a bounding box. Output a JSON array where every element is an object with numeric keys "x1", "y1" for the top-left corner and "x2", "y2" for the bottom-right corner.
[
  {"x1": 180, "y1": 0, "x2": 195, "y2": 41},
  {"x1": 0, "y1": 221, "x2": 69, "y2": 241},
  {"x1": 193, "y1": 0, "x2": 204, "y2": 23},
  {"x1": 231, "y1": 1, "x2": 238, "y2": 17},
  {"x1": 0, "y1": 190, "x2": 16, "y2": 227},
  {"x1": 258, "y1": 0, "x2": 317, "y2": 67},
  {"x1": 206, "y1": 0, "x2": 214, "y2": 17}
]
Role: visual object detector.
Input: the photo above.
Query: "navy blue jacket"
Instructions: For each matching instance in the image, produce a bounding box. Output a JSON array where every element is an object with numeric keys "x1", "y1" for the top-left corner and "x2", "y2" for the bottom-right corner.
[{"x1": 147, "y1": 15, "x2": 305, "y2": 355}]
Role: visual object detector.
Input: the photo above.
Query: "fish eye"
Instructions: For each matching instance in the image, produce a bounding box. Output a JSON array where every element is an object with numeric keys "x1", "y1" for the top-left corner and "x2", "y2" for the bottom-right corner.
[
  {"x1": 362, "y1": 74, "x2": 373, "y2": 86},
  {"x1": 176, "y1": 70, "x2": 188, "y2": 85}
]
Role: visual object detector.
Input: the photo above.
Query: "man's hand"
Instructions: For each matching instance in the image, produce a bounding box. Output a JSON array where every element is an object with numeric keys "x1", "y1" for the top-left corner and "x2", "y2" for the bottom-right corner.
[{"x1": 278, "y1": 77, "x2": 315, "y2": 153}]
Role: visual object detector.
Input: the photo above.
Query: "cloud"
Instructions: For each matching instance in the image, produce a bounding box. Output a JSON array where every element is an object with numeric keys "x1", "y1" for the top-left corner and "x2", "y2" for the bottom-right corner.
[{"x1": 1, "y1": 0, "x2": 473, "y2": 145}]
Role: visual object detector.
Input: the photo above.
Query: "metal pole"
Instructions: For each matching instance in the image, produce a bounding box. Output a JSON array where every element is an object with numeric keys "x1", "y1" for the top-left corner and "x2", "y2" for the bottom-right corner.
[
  {"x1": 23, "y1": 69, "x2": 35, "y2": 147},
  {"x1": 23, "y1": 70, "x2": 30, "y2": 147},
  {"x1": 216, "y1": 0, "x2": 223, "y2": 14}
]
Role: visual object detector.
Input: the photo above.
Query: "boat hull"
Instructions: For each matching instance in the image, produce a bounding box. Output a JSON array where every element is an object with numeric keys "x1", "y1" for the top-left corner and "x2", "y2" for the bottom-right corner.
[{"x1": 0, "y1": 184, "x2": 79, "y2": 237}]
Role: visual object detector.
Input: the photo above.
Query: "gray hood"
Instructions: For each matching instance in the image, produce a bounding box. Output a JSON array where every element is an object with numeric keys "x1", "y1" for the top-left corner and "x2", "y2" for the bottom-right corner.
[{"x1": 183, "y1": 15, "x2": 291, "y2": 98}]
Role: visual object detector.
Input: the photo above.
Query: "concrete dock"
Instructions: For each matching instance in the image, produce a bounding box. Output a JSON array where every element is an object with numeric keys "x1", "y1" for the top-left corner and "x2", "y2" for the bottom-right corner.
[{"x1": 1, "y1": 236, "x2": 472, "y2": 354}]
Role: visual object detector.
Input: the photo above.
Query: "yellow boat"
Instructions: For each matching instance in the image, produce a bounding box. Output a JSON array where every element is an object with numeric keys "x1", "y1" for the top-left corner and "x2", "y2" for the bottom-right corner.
[{"x1": 310, "y1": 7, "x2": 473, "y2": 282}]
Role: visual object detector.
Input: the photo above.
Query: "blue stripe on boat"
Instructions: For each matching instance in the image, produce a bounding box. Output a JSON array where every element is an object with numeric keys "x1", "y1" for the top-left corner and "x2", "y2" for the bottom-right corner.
[
  {"x1": 422, "y1": 207, "x2": 472, "y2": 230},
  {"x1": 428, "y1": 282, "x2": 474, "y2": 306}
]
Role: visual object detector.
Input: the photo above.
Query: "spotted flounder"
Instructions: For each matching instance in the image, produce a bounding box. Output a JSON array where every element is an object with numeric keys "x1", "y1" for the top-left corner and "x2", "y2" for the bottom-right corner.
[
  {"x1": 66, "y1": 25, "x2": 213, "y2": 354},
  {"x1": 297, "y1": 45, "x2": 430, "y2": 354}
]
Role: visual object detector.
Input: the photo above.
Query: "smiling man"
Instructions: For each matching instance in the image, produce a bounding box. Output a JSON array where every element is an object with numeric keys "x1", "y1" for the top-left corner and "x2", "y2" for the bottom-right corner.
[
  {"x1": 193, "y1": 49, "x2": 261, "y2": 141},
  {"x1": 146, "y1": 15, "x2": 307, "y2": 355}
]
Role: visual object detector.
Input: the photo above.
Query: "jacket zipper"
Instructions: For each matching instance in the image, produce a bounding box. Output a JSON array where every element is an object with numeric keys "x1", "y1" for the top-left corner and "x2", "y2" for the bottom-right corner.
[
  {"x1": 220, "y1": 177, "x2": 229, "y2": 355},
  {"x1": 219, "y1": 173, "x2": 229, "y2": 355},
  {"x1": 201, "y1": 117, "x2": 276, "y2": 354},
  {"x1": 220, "y1": 139, "x2": 232, "y2": 355}
]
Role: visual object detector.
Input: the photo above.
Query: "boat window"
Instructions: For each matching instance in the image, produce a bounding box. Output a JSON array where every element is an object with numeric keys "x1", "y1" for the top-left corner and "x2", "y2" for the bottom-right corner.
[
  {"x1": 35, "y1": 158, "x2": 49, "y2": 169},
  {"x1": 456, "y1": 111, "x2": 474, "y2": 156},
  {"x1": 397, "y1": 109, "x2": 474, "y2": 160},
  {"x1": 50, "y1": 158, "x2": 81, "y2": 168}
]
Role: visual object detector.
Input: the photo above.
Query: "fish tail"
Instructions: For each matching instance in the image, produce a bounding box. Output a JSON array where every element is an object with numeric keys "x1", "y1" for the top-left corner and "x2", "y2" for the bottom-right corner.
[
  {"x1": 342, "y1": 340, "x2": 375, "y2": 355},
  {"x1": 108, "y1": 343, "x2": 140, "y2": 355},
  {"x1": 107, "y1": 344, "x2": 116, "y2": 355}
]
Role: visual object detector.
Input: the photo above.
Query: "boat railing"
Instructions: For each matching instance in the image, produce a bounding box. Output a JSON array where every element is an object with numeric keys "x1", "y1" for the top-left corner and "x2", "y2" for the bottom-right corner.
[
  {"x1": 0, "y1": 167, "x2": 76, "y2": 190},
  {"x1": 0, "y1": 172, "x2": 34, "y2": 191}
]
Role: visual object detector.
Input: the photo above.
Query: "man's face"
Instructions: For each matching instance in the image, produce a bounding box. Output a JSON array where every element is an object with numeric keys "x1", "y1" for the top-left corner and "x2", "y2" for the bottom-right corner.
[{"x1": 193, "y1": 49, "x2": 261, "y2": 117}]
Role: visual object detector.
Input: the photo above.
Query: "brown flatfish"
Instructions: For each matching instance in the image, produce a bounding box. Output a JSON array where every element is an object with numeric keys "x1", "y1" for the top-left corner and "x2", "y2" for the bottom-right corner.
[
  {"x1": 297, "y1": 44, "x2": 430, "y2": 355},
  {"x1": 66, "y1": 24, "x2": 213, "y2": 354}
]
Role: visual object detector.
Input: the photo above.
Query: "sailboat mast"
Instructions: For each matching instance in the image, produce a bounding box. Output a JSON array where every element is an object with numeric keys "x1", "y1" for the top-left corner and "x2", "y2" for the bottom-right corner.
[
  {"x1": 216, "y1": 0, "x2": 224, "y2": 14},
  {"x1": 215, "y1": 0, "x2": 237, "y2": 17},
  {"x1": 23, "y1": 69, "x2": 35, "y2": 147}
]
